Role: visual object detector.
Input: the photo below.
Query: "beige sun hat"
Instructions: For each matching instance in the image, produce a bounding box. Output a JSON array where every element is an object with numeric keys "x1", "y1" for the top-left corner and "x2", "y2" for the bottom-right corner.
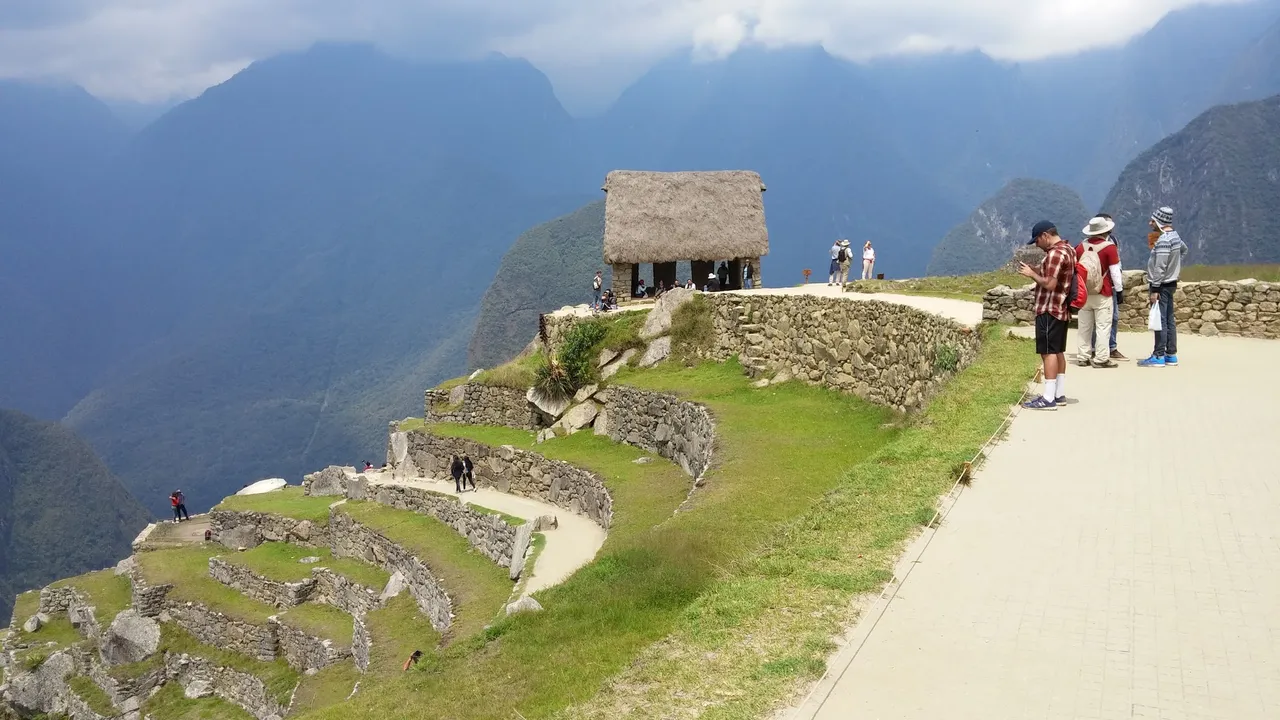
[
  {"x1": 838, "y1": 239, "x2": 850, "y2": 247},
  {"x1": 1082, "y1": 216, "x2": 1116, "y2": 236}
]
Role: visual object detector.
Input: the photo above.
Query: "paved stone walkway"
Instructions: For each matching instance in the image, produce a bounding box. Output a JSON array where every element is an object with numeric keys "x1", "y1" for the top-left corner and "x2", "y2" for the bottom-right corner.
[{"x1": 800, "y1": 330, "x2": 1280, "y2": 720}]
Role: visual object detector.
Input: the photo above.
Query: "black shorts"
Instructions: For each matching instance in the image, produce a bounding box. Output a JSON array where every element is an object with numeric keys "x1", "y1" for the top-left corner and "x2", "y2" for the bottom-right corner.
[{"x1": 1035, "y1": 313, "x2": 1068, "y2": 355}]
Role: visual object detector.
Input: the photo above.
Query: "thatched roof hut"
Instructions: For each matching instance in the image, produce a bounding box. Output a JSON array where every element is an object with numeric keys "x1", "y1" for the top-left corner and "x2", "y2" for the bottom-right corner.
[{"x1": 602, "y1": 170, "x2": 769, "y2": 264}]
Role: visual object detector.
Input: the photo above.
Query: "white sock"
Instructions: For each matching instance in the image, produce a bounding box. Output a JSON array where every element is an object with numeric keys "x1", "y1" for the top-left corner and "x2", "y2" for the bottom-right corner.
[
  {"x1": 1043, "y1": 380, "x2": 1055, "y2": 402},
  {"x1": 1055, "y1": 374, "x2": 1065, "y2": 399}
]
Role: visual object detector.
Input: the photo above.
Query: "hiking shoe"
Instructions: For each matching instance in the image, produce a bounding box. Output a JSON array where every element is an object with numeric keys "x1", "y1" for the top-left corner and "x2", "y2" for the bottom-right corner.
[
  {"x1": 1091, "y1": 359, "x2": 1118, "y2": 368},
  {"x1": 1165, "y1": 355, "x2": 1179, "y2": 366},
  {"x1": 1056, "y1": 396, "x2": 1067, "y2": 405},
  {"x1": 1076, "y1": 359, "x2": 1092, "y2": 367},
  {"x1": 1111, "y1": 350, "x2": 1128, "y2": 361},
  {"x1": 1137, "y1": 356, "x2": 1165, "y2": 367},
  {"x1": 1022, "y1": 397, "x2": 1058, "y2": 411}
]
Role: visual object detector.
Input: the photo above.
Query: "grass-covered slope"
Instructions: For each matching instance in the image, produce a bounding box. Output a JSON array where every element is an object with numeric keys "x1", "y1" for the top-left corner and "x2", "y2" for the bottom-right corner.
[{"x1": 212, "y1": 486, "x2": 335, "y2": 524}]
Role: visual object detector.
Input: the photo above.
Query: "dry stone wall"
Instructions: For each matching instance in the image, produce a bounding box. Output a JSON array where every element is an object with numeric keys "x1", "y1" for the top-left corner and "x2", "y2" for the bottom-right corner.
[
  {"x1": 394, "y1": 430, "x2": 612, "y2": 529},
  {"x1": 596, "y1": 386, "x2": 715, "y2": 478},
  {"x1": 364, "y1": 483, "x2": 523, "y2": 571},
  {"x1": 164, "y1": 653, "x2": 291, "y2": 720},
  {"x1": 208, "y1": 558, "x2": 315, "y2": 609},
  {"x1": 423, "y1": 383, "x2": 536, "y2": 429},
  {"x1": 983, "y1": 271, "x2": 1280, "y2": 339},
  {"x1": 165, "y1": 602, "x2": 277, "y2": 662},
  {"x1": 209, "y1": 509, "x2": 329, "y2": 550},
  {"x1": 37, "y1": 586, "x2": 81, "y2": 615},
  {"x1": 269, "y1": 617, "x2": 349, "y2": 672},
  {"x1": 311, "y1": 568, "x2": 382, "y2": 619},
  {"x1": 126, "y1": 565, "x2": 172, "y2": 618},
  {"x1": 703, "y1": 293, "x2": 981, "y2": 412},
  {"x1": 352, "y1": 615, "x2": 371, "y2": 672},
  {"x1": 328, "y1": 510, "x2": 454, "y2": 631}
]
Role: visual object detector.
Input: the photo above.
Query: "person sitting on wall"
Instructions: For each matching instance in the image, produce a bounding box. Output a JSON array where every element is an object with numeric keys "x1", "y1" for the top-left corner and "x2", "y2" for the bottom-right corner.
[
  {"x1": 635, "y1": 278, "x2": 647, "y2": 298},
  {"x1": 706, "y1": 272, "x2": 720, "y2": 292}
]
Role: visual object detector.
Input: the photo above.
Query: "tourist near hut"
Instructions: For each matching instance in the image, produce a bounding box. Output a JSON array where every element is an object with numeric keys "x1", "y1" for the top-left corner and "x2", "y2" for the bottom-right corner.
[{"x1": 601, "y1": 170, "x2": 769, "y2": 299}]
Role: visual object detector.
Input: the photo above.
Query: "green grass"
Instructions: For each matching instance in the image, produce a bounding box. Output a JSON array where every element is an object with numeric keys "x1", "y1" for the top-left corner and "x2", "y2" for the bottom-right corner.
[
  {"x1": 223, "y1": 543, "x2": 390, "y2": 590},
  {"x1": 15, "y1": 613, "x2": 82, "y2": 650},
  {"x1": 434, "y1": 376, "x2": 470, "y2": 391},
  {"x1": 136, "y1": 546, "x2": 276, "y2": 624},
  {"x1": 291, "y1": 662, "x2": 362, "y2": 715},
  {"x1": 473, "y1": 349, "x2": 544, "y2": 390},
  {"x1": 565, "y1": 328, "x2": 1041, "y2": 718},
  {"x1": 845, "y1": 269, "x2": 1028, "y2": 300},
  {"x1": 465, "y1": 503, "x2": 525, "y2": 527},
  {"x1": 51, "y1": 569, "x2": 134, "y2": 626},
  {"x1": 396, "y1": 417, "x2": 426, "y2": 433},
  {"x1": 596, "y1": 310, "x2": 650, "y2": 353},
  {"x1": 1180, "y1": 263, "x2": 1280, "y2": 282},
  {"x1": 142, "y1": 681, "x2": 256, "y2": 720},
  {"x1": 336, "y1": 502, "x2": 513, "y2": 643},
  {"x1": 301, "y1": 363, "x2": 896, "y2": 720},
  {"x1": 669, "y1": 294, "x2": 714, "y2": 363},
  {"x1": 277, "y1": 603, "x2": 355, "y2": 646},
  {"x1": 9, "y1": 589, "x2": 39, "y2": 627},
  {"x1": 365, "y1": 593, "x2": 442, "y2": 675},
  {"x1": 68, "y1": 675, "x2": 116, "y2": 716},
  {"x1": 212, "y1": 486, "x2": 335, "y2": 525}
]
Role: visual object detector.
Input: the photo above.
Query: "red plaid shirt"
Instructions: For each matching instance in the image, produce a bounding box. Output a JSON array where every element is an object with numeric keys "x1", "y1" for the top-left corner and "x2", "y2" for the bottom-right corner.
[{"x1": 1034, "y1": 240, "x2": 1074, "y2": 321}]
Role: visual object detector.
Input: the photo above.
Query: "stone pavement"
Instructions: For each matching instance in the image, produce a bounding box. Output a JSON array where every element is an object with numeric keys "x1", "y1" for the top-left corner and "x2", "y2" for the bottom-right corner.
[{"x1": 798, "y1": 330, "x2": 1280, "y2": 720}]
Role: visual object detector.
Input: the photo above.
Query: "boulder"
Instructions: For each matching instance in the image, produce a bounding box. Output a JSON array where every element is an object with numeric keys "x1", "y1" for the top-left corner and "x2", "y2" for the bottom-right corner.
[
  {"x1": 593, "y1": 407, "x2": 611, "y2": 436},
  {"x1": 5, "y1": 650, "x2": 75, "y2": 714},
  {"x1": 380, "y1": 572, "x2": 407, "y2": 602},
  {"x1": 573, "y1": 384, "x2": 600, "y2": 403},
  {"x1": 468, "y1": 369, "x2": 484, "y2": 380},
  {"x1": 448, "y1": 384, "x2": 467, "y2": 405},
  {"x1": 526, "y1": 387, "x2": 571, "y2": 420},
  {"x1": 303, "y1": 466, "x2": 348, "y2": 497},
  {"x1": 101, "y1": 610, "x2": 161, "y2": 666},
  {"x1": 504, "y1": 596, "x2": 544, "y2": 616},
  {"x1": 184, "y1": 680, "x2": 214, "y2": 699},
  {"x1": 299, "y1": 556, "x2": 322, "y2": 564},
  {"x1": 640, "y1": 288, "x2": 696, "y2": 339},
  {"x1": 22, "y1": 614, "x2": 42, "y2": 633},
  {"x1": 638, "y1": 337, "x2": 672, "y2": 368},
  {"x1": 114, "y1": 556, "x2": 137, "y2": 576},
  {"x1": 557, "y1": 401, "x2": 600, "y2": 434},
  {"x1": 218, "y1": 524, "x2": 260, "y2": 550},
  {"x1": 598, "y1": 349, "x2": 620, "y2": 368},
  {"x1": 236, "y1": 478, "x2": 288, "y2": 495},
  {"x1": 601, "y1": 349, "x2": 638, "y2": 379},
  {"x1": 532, "y1": 515, "x2": 559, "y2": 531}
]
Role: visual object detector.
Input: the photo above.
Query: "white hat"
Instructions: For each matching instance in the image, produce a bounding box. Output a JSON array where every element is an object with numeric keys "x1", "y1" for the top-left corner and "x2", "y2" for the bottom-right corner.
[
  {"x1": 838, "y1": 239, "x2": 850, "y2": 247},
  {"x1": 1081, "y1": 216, "x2": 1116, "y2": 237}
]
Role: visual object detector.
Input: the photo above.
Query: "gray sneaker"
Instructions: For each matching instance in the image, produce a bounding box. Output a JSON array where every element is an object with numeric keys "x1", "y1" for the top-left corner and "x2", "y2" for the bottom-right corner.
[{"x1": 1091, "y1": 359, "x2": 1118, "y2": 368}]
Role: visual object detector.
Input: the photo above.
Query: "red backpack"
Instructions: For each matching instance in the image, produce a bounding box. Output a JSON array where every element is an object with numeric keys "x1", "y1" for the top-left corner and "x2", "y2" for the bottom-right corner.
[{"x1": 1068, "y1": 256, "x2": 1087, "y2": 312}]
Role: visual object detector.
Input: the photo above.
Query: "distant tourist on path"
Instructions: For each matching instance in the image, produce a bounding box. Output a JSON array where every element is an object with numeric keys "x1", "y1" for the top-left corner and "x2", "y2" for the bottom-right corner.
[
  {"x1": 592, "y1": 270, "x2": 603, "y2": 309},
  {"x1": 744, "y1": 261, "x2": 754, "y2": 289},
  {"x1": 1018, "y1": 221, "x2": 1074, "y2": 410},
  {"x1": 462, "y1": 455, "x2": 476, "y2": 491},
  {"x1": 450, "y1": 455, "x2": 465, "y2": 493},
  {"x1": 170, "y1": 490, "x2": 190, "y2": 522},
  {"x1": 1139, "y1": 206, "x2": 1189, "y2": 367},
  {"x1": 1089, "y1": 213, "x2": 1127, "y2": 361},
  {"x1": 862, "y1": 241, "x2": 877, "y2": 280},
  {"x1": 828, "y1": 240, "x2": 842, "y2": 285},
  {"x1": 836, "y1": 240, "x2": 852, "y2": 285},
  {"x1": 717, "y1": 261, "x2": 730, "y2": 290},
  {"x1": 1074, "y1": 216, "x2": 1122, "y2": 368}
]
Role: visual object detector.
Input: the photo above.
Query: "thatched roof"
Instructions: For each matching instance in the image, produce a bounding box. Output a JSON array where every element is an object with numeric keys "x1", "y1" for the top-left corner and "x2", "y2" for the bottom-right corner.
[{"x1": 602, "y1": 170, "x2": 769, "y2": 264}]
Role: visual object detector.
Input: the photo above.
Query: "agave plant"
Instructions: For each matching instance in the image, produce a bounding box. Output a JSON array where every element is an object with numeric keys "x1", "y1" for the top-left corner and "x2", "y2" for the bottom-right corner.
[{"x1": 532, "y1": 357, "x2": 574, "y2": 405}]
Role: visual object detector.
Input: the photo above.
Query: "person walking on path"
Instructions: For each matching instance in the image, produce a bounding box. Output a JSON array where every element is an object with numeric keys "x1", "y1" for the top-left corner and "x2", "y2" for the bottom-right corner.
[
  {"x1": 1089, "y1": 213, "x2": 1127, "y2": 360},
  {"x1": 462, "y1": 455, "x2": 476, "y2": 491},
  {"x1": 836, "y1": 240, "x2": 852, "y2": 286},
  {"x1": 450, "y1": 455, "x2": 465, "y2": 493},
  {"x1": 1075, "y1": 216, "x2": 1123, "y2": 368},
  {"x1": 592, "y1": 270, "x2": 603, "y2": 309},
  {"x1": 828, "y1": 240, "x2": 842, "y2": 285},
  {"x1": 862, "y1": 241, "x2": 877, "y2": 280},
  {"x1": 1018, "y1": 221, "x2": 1075, "y2": 410},
  {"x1": 1139, "y1": 206, "x2": 1188, "y2": 367}
]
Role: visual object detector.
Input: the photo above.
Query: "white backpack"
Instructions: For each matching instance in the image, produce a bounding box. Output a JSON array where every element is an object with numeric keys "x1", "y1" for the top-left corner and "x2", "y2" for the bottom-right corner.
[{"x1": 1079, "y1": 240, "x2": 1111, "y2": 295}]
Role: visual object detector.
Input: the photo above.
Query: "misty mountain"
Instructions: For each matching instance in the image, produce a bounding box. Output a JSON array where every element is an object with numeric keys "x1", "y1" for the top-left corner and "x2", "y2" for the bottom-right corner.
[
  {"x1": 1102, "y1": 93, "x2": 1280, "y2": 269},
  {"x1": 928, "y1": 179, "x2": 1091, "y2": 276},
  {"x1": 0, "y1": 408, "x2": 150, "y2": 624}
]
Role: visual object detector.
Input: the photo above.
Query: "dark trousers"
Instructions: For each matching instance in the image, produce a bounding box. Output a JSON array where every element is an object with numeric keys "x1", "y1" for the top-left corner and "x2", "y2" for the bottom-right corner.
[
  {"x1": 178, "y1": 503, "x2": 189, "y2": 520},
  {"x1": 453, "y1": 475, "x2": 463, "y2": 492},
  {"x1": 464, "y1": 471, "x2": 475, "y2": 490},
  {"x1": 1153, "y1": 284, "x2": 1178, "y2": 357}
]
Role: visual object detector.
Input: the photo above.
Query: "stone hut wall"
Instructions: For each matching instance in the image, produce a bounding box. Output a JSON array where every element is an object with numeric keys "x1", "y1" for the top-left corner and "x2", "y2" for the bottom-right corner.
[
  {"x1": 423, "y1": 384, "x2": 536, "y2": 429},
  {"x1": 164, "y1": 653, "x2": 291, "y2": 720},
  {"x1": 165, "y1": 602, "x2": 277, "y2": 662},
  {"x1": 393, "y1": 430, "x2": 612, "y2": 529},
  {"x1": 37, "y1": 586, "x2": 82, "y2": 615},
  {"x1": 362, "y1": 483, "x2": 523, "y2": 570},
  {"x1": 983, "y1": 271, "x2": 1280, "y2": 339},
  {"x1": 268, "y1": 617, "x2": 349, "y2": 672},
  {"x1": 208, "y1": 509, "x2": 329, "y2": 550},
  {"x1": 328, "y1": 510, "x2": 454, "y2": 631},
  {"x1": 702, "y1": 293, "x2": 981, "y2": 412},
  {"x1": 596, "y1": 386, "x2": 715, "y2": 478},
  {"x1": 208, "y1": 558, "x2": 315, "y2": 609}
]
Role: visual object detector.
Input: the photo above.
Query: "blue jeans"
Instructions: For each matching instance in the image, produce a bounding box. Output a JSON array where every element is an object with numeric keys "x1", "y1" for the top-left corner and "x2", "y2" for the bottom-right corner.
[
  {"x1": 593, "y1": 288, "x2": 601, "y2": 308},
  {"x1": 744, "y1": 277, "x2": 753, "y2": 289},
  {"x1": 1089, "y1": 292, "x2": 1120, "y2": 352},
  {"x1": 1153, "y1": 284, "x2": 1178, "y2": 357}
]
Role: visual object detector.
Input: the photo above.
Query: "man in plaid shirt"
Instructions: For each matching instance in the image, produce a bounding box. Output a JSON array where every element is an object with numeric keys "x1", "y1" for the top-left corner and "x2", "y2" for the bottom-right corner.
[{"x1": 1017, "y1": 220, "x2": 1075, "y2": 410}]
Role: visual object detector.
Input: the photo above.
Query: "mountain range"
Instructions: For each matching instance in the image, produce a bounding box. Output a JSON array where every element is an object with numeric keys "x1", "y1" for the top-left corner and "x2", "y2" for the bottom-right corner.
[{"x1": 2, "y1": 1, "x2": 1280, "y2": 531}]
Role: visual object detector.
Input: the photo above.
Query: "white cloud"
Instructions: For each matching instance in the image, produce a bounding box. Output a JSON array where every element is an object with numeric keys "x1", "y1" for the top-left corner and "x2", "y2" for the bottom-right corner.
[{"x1": 0, "y1": 0, "x2": 1256, "y2": 110}]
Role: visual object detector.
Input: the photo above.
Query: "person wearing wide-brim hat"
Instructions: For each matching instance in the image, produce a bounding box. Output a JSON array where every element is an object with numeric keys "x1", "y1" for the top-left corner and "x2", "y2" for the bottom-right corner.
[
  {"x1": 836, "y1": 239, "x2": 852, "y2": 286},
  {"x1": 1074, "y1": 216, "x2": 1123, "y2": 368}
]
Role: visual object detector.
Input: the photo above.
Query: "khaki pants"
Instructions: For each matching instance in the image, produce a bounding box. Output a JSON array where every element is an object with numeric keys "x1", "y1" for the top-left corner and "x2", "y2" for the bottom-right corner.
[
  {"x1": 862, "y1": 259, "x2": 874, "y2": 279},
  {"x1": 837, "y1": 261, "x2": 850, "y2": 285},
  {"x1": 1076, "y1": 293, "x2": 1113, "y2": 364}
]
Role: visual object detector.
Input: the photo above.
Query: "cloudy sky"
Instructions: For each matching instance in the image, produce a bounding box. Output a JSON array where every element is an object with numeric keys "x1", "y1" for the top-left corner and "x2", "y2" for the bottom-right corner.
[{"x1": 0, "y1": 0, "x2": 1249, "y2": 112}]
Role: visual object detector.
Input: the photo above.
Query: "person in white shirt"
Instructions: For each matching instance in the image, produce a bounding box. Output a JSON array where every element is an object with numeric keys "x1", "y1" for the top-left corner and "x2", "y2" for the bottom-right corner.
[
  {"x1": 828, "y1": 241, "x2": 841, "y2": 285},
  {"x1": 861, "y1": 242, "x2": 877, "y2": 280}
]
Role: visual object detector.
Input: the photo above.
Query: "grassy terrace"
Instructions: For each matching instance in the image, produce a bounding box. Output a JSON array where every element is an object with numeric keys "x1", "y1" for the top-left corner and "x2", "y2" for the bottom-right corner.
[
  {"x1": 143, "y1": 682, "x2": 256, "y2": 720},
  {"x1": 212, "y1": 486, "x2": 335, "y2": 524},
  {"x1": 68, "y1": 675, "x2": 117, "y2": 717},
  {"x1": 845, "y1": 269, "x2": 1027, "y2": 300},
  {"x1": 335, "y1": 502, "x2": 512, "y2": 643},
  {"x1": 277, "y1": 603, "x2": 355, "y2": 647},
  {"x1": 224, "y1": 543, "x2": 390, "y2": 591},
  {"x1": 51, "y1": 568, "x2": 134, "y2": 626},
  {"x1": 1179, "y1": 263, "x2": 1280, "y2": 282},
  {"x1": 8, "y1": 589, "x2": 39, "y2": 628},
  {"x1": 136, "y1": 545, "x2": 277, "y2": 624}
]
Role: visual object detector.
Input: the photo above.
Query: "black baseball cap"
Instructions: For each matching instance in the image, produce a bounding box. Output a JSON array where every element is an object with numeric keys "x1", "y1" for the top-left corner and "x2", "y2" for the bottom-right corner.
[{"x1": 1028, "y1": 221, "x2": 1056, "y2": 244}]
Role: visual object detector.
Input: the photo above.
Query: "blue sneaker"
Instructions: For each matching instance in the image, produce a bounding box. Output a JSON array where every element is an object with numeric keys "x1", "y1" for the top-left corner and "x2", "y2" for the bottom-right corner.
[
  {"x1": 1022, "y1": 396, "x2": 1058, "y2": 411},
  {"x1": 1138, "y1": 356, "x2": 1166, "y2": 367},
  {"x1": 1164, "y1": 355, "x2": 1179, "y2": 366}
]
